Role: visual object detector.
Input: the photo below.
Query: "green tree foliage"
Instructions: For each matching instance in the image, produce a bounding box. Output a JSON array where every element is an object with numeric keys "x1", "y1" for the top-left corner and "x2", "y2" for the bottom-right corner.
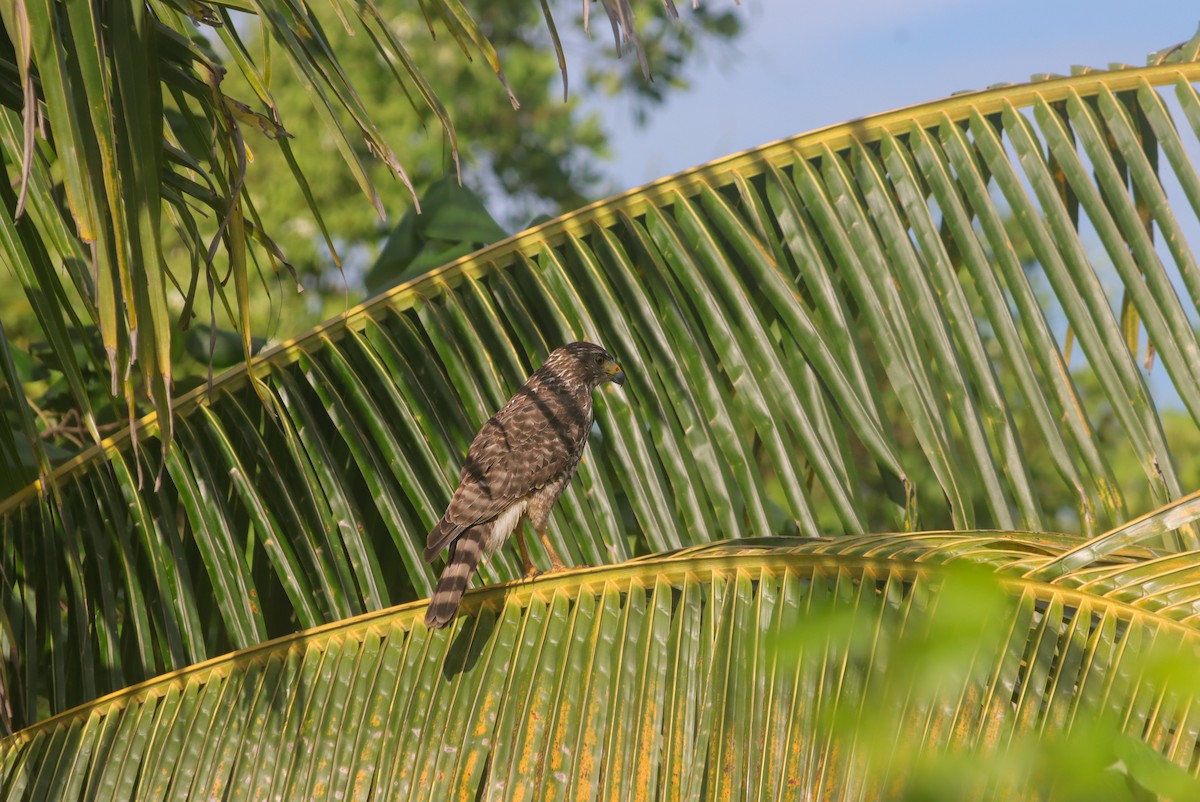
[{"x1": 238, "y1": 1, "x2": 743, "y2": 285}]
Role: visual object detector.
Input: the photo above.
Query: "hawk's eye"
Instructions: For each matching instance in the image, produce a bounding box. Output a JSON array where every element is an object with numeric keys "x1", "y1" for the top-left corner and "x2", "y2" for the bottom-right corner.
[{"x1": 594, "y1": 356, "x2": 604, "y2": 365}]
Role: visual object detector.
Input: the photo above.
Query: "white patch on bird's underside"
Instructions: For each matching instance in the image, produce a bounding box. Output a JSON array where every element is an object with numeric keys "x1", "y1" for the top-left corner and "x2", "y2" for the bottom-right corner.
[{"x1": 485, "y1": 499, "x2": 528, "y2": 557}]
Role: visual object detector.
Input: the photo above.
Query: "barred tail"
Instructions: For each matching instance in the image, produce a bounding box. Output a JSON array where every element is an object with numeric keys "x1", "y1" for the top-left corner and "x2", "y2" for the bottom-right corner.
[{"x1": 424, "y1": 526, "x2": 488, "y2": 629}]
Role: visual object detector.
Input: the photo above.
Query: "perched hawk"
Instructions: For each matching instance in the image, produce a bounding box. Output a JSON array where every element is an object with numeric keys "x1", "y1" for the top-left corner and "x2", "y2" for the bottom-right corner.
[{"x1": 423, "y1": 341, "x2": 626, "y2": 629}]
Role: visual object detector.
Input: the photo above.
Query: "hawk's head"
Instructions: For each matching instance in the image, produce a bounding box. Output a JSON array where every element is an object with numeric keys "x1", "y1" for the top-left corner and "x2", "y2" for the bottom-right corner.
[{"x1": 547, "y1": 341, "x2": 626, "y2": 391}]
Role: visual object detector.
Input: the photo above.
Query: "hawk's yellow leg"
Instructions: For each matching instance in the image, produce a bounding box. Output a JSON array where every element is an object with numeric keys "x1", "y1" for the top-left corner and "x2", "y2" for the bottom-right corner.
[
  {"x1": 514, "y1": 525, "x2": 539, "y2": 579},
  {"x1": 515, "y1": 521, "x2": 568, "y2": 577},
  {"x1": 537, "y1": 528, "x2": 567, "y2": 573}
]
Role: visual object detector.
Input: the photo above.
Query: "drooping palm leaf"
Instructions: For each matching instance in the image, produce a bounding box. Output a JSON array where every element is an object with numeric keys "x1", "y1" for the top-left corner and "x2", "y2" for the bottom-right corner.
[
  {"x1": 4, "y1": 532, "x2": 1200, "y2": 800},
  {"x1": 4, "y1": 49, "x2": 1200, "y2": 734},
  {"x1": 0, "y1": 0, "x2": 653, "y2": 492}
]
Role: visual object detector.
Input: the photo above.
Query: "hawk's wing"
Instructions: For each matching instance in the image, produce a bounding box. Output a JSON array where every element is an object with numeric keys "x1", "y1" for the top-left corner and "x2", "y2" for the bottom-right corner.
[{"x1": 425, "y1": 381, "x2": 591, "y2": 557}]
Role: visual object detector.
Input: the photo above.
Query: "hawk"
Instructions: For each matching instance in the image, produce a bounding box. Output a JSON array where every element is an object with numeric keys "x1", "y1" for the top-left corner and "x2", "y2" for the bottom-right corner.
[{"x1": 423, "y1": 341, "x2": 626, "y2": 629}]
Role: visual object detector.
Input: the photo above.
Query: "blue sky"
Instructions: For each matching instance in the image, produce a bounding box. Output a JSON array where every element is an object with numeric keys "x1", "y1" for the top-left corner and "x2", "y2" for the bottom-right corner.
[{"x1": 592, "y1": 1, "x2": 1200, "y2": 191}]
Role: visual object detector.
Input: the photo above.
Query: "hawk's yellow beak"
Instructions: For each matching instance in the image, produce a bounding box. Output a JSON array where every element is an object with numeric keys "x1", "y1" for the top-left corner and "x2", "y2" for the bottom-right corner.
[{"x1": 606, "y1": 360, "x2": 626, "y2": 386}]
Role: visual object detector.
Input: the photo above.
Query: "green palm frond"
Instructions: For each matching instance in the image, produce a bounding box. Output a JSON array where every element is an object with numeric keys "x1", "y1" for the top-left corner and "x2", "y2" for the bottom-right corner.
[
  {"x1": 6, "y1": 530, "x2": 1200, "y2": 799},
  {"x1": 4, "y1": 51, "x2": 1200, "y2": 737}
]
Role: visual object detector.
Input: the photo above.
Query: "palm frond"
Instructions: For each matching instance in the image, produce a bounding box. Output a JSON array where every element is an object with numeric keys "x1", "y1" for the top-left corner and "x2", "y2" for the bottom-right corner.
[
  {"x1": 4, "y1": 536, "x2": 1200, "y2": 799},
  {"x1": 4, "y1": 55, "x2": 1200, "y2": 732}
]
